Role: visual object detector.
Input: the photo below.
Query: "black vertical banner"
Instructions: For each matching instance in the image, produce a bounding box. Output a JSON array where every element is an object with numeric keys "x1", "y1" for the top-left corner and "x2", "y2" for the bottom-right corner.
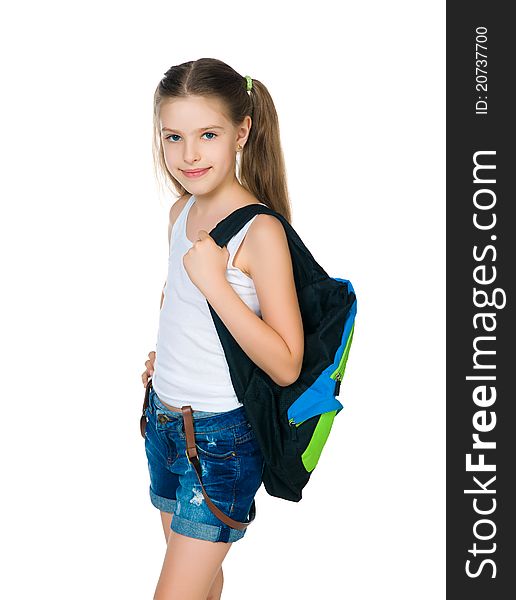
[{"x1": 447, "y1": 2, "x2": 515, "y2": 597}]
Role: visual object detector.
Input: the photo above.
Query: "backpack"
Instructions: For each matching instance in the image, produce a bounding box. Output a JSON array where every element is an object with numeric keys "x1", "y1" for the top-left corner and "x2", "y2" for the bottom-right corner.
[{"x1": 207, "y1": 203, "x2": 357, "y2": 502}]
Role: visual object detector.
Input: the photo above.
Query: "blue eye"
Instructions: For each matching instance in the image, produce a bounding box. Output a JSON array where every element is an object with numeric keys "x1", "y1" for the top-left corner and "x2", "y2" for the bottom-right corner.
[{"x1": 164, "y1": 132, "x2": 217, "y2": 143}]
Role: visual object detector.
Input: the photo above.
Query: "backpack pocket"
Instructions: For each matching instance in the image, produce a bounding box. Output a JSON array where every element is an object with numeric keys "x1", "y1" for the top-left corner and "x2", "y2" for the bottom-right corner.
[
  {"x1": 286, "y1": 294, "x2": 356, "y2": 473},
  {"x1": 287, "y1": 320, "x2": 355, "y2": 427},
  {"x1": 287, "y1": 408, "x2": 338, "y2": 473},
  {"x1": 286, "y1": 380, "x2": 343, "y2": 474}
]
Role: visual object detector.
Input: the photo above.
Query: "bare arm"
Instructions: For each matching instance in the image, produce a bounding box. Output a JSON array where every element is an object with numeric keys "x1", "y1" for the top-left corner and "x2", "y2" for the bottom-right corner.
[{"x1": 203, "y1": 214, "x2": 304, "y2": 387}]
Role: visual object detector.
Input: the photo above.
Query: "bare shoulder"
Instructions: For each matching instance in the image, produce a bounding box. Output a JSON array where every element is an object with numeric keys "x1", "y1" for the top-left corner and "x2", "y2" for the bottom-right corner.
[
  {"x1": 246, "y1": 213, "x2": 288, "y2": 252},
  {"x1": 168, "y1": 193, "x2": 191, "y2": 245},
  {"x1": 244, "y1": 213, "x2": 290, "y2": 276},
  {"x1": 247, "y1": 213, "x2": 285, "y2": 238}
]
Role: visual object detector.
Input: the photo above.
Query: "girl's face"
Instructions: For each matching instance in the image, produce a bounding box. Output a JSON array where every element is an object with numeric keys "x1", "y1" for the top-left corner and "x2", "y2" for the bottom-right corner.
[{"x1": 159, "y1": 95, "x2": 250, "y2": 195}]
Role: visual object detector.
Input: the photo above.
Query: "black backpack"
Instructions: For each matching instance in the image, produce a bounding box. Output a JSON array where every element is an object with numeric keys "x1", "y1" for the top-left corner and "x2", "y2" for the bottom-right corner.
[{"x1": 207, "y1": 204, "x2": 357, "y2": 502}]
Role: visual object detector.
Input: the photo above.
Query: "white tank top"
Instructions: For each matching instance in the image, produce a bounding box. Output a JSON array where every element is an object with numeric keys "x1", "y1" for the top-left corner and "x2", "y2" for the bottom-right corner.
[{"x1": 152, "y1": 195, "x2": 265, "y2": 412}]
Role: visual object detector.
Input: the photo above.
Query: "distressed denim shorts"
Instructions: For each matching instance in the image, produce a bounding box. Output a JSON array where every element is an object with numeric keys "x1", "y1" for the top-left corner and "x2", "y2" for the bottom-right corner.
[{"x1": 144, "y1": 386, "x2": 265, "y2": 543}]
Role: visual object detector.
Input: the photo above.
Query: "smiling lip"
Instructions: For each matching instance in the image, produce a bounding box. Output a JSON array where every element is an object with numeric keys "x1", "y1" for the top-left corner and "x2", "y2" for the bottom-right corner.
[{"x1": 182, "y1": 167, "x2": 211, "y2": 178}]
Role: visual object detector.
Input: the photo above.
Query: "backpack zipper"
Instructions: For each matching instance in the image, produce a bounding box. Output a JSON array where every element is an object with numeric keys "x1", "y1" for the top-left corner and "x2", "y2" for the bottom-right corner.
[
  {"x1": 332, "y1": 373, "x2": 342, "y2": 396},
  {"x1": 329, "y1": 321, "x2": 355, "y2": 395}
]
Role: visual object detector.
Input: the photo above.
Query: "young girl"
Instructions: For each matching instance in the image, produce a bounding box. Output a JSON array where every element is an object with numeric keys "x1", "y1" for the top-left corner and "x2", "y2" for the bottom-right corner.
[{"x1": 141, "y1": 57, "x2": 304, "y2": 600}]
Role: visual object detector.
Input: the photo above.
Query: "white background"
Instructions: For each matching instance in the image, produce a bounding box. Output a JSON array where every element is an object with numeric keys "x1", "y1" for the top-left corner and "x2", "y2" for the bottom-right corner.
[{"x1": 0, "y1": 1, "x2": 445, "y2": 598}]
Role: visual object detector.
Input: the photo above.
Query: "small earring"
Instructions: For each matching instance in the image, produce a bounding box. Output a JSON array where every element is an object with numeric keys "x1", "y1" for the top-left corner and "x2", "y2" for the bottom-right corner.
[{"x1": 236, "y1": 144, "x2": 243, "y2": 151}]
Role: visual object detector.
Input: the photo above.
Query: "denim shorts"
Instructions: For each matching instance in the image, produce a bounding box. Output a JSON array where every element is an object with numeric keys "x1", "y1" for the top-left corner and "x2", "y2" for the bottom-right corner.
[{"x1": 144, "y1": 386, "x2": 265, "y2": 543}]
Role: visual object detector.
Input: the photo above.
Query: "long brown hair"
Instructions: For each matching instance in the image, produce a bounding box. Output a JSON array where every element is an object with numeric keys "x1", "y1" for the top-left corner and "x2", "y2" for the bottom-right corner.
[{"x1": 152, "y1": 58, "x2": 292, "y2": 223}]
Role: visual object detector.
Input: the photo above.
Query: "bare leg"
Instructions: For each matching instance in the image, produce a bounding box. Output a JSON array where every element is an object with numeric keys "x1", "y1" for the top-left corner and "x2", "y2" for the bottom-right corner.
[
  {"x1": 158, "y1": 511, "x2": 226, "y2": 600},
  {"x1": 153, "y1": 527, "x2": 232, "y2": 600},
  {"x1": 206, "y1": 567, "x2": 223, "y2": 600}
]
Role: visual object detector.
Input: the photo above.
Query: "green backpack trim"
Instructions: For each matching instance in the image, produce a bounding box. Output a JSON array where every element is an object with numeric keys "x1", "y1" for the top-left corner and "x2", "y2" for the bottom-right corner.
[{"x1": 301, "y1": 410, "x2": 338, "y2": 472}]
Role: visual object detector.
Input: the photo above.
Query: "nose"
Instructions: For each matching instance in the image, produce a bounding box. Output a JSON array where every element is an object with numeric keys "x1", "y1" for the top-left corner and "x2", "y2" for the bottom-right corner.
[{"x1": 182, "y1": 140, "x2": 201, "y2": 165}]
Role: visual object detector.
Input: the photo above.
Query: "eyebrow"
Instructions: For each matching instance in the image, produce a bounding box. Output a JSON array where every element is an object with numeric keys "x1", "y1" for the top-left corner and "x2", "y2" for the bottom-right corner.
[{"x1": 161, "y1": 125, "x2": 225, "y2": 133}]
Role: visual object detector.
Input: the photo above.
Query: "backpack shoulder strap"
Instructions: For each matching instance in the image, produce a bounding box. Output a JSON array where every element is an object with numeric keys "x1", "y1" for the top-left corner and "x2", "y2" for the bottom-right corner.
[
  {"x1": 208, "y1": 203, "x2": 321, "y2": 270},
  {"x1": 208, "y1": 204, "x2": 283, "y2": 247}
]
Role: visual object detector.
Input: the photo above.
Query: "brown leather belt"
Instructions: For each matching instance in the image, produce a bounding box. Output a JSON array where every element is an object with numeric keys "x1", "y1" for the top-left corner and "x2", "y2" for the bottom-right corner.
[{"x1": 140, "y1": 379, "x2": 256, "y2": 531}]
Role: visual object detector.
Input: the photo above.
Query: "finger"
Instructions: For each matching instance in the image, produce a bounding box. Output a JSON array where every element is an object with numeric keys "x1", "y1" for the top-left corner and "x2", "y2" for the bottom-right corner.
[{"x1": 145, "y1": 359, "x2": 154, "y2": 375}]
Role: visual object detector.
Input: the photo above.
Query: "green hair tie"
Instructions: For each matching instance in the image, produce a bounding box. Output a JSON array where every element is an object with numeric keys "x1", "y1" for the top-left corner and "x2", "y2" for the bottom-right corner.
[{"x1": 244, "y1": 75, "x2": 253, "y2": 92}]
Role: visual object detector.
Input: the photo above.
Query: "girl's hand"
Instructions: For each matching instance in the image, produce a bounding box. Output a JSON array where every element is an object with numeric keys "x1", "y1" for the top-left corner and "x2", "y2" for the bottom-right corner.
[
  {"x1": 183, "y1": 230, "x2": 229, "y2": 297},
  {"x1": 141, "y1": 350, "x2": 156, "y2": 389}
]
